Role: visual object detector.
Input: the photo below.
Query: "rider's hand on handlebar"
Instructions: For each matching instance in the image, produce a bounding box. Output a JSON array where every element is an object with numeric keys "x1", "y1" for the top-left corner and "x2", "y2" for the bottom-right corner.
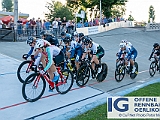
[
  {"x1": 22, "y1": 54, "x2": 28, "y2": 60},
  {"x1": 39, "y1": 70, "x2": 46, "y2": 75}
]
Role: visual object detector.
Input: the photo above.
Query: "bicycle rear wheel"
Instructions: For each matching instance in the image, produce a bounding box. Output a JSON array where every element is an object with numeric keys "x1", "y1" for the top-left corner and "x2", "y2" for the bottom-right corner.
[
  {"x1": 76, "y1": 65, "x2": 90, "y2": 87},
  {"x1": 17, "y1": 60, "x2": 35, "y2": 83},
  {"x1": 115, "y1": 64, "x2": 125, "y2": 82},
  {"x1": 22, "y1": 73, "x2": 46, "y2": 102},
  {"x1": 149, "y1": 61, "x2": 157, "y2": 77},
  {"x1": 56, "y1": 69, "x2": 74, "y2": 94}
]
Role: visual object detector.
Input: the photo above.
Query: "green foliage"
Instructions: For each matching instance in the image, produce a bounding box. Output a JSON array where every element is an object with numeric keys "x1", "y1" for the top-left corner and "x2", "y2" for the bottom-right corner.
[
  {"x1": 128, "y1": 14, "x2": 134, "y2": 21},
  {"x1": 45, "y1": 0, "x2": 74, "y2": 22},
  {"x1": 148, "y1": 5, "x2": 155, "y2": 23},
  {"x1": 67, "y1": 0, "x2": 127, "y2": 18},
  {"x1": 1, "y1": 0, "x2": 13, "y2": 12}
]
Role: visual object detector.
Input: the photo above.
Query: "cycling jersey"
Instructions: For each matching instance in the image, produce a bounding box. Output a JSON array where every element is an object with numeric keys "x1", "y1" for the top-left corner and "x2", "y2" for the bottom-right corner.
[
  {"x1": 125, "y1": 46, "x2": 137, "y2": 61},
  {"x1": 84, "y1": 42, "x2": 105, "y2": 59},
  {"x1": 44, "y1": 45, "x2": 64, "y2": 71}
]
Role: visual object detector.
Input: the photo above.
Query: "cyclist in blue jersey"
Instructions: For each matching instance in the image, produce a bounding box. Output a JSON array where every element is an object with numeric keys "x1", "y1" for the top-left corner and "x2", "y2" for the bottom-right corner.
[{"x1": 60, "y1": 31, "x2": 72, "y2": 46}]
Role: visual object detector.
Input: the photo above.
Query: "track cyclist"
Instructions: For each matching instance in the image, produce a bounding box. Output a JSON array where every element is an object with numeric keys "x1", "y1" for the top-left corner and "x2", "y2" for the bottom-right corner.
[
  {"x1": 60, "y1": 31, "x2": 72, "y2": 46},
  {"x1": 117, "y1": 42, "x2": 138, "y2": 73},
  {"x1": 149, "y1": 43, "x2": 160, "y2": 72},
  {"x1": 81, "y1": 36, "x2": 105, "y2": 74},
  {"x1": 35, "y1": 40, "x2": 65, "y2": 89}
]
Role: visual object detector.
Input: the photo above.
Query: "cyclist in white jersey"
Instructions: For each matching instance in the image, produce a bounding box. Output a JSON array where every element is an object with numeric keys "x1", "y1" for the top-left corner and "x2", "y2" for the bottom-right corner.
[{"x1": 35, "y1": 40, "x2": 64, "y2": 83}]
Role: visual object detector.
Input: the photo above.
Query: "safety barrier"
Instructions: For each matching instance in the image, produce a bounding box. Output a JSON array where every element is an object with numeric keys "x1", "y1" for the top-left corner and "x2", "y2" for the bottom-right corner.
[
  {"x1": 76, "y1": 21, "x2": 134, "y2": 35},
  {"x1": 145, "y1": 23, "x2": 160, "y2": 31},
  {"x1": 0, "y1": 28, "x2": 16, "y2": 41}
]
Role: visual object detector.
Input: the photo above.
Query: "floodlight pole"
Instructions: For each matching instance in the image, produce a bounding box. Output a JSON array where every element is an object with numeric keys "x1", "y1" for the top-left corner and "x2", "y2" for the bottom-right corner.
[
  {"x1": 14, "y1": 0, "x2": 18, "y2": 27},
  {"x1": 100, "y1": 0, "x2": 102, "y2": 25}
]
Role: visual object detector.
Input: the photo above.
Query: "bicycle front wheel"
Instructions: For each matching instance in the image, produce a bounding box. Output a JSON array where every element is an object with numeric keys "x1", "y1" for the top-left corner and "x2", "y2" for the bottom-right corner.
[
  {"x1": 17, "y1": 60, "x2": 34, "y2": 83},
  {"x1": 115, "y1": 64, "x2": 125, "y2": 82},
  {"x1": 56, "y1": 69, "x2": 74, "y2": 94},
  {"x1": 22, "y1": 73, "x2": 46, "y2": 102},
  {"x1": 149, "y1": 61, "x2": 157, "y2": 77},
  {"x1": 76, "y1": 65, "x2": 90, "y2": 87}
]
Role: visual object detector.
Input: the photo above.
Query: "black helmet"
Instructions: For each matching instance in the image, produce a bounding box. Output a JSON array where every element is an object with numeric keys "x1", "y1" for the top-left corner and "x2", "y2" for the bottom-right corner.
[
  {"x1": 40, "y1": 31, "x2": 45, "y2": 36},
  {"x1": 26, "y1": 36, "x2": 34, "y2": 44},
  {"x1": 79, "y1": 33, "x2": 84, "y2": 38},
  {"x1": 63, "y1": 36, "x2": 71, "y2": 43},
  {"x1": 84, "y1": 36, "x2": 92, "y2": 45},
  {"x1": 153, "y1": 43, "x2": 159, "y2": 48},
  {"x1": 61, "y1": 32, "x2": 66, "y2": 36}
]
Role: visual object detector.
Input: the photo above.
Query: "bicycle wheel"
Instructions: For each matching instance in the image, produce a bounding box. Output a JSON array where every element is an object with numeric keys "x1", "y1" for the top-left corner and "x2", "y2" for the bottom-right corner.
[
  {"x1": 76, "y1": 65, "x2": 90, "y2": 87},
  {"x1": 56, "y1": 69, "x2": 74, "y2": 94},
  {"x1": 96, "y1": 63, "x2": 108, "y2": 82},
  {"x1": 115, "y1": 64, "x2": 125, "y2": 82},
  {"x1": 17, "y1": 60, "x2": 34, "y2": 83},
  {"x1": 130, "y1": 62, "x2": 138, "y2": 79},
  {"x1": 149, "y1": 61, "x2": 157, "y2": 77},
  {"x1": 22, "y1": 73, "x2": 46, "y2": 102}
]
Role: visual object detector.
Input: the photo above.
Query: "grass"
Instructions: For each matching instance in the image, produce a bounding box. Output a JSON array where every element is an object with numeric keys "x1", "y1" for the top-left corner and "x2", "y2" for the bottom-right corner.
[{"x1": 70, "y1": 82, "x2": 160, "y2": 120}]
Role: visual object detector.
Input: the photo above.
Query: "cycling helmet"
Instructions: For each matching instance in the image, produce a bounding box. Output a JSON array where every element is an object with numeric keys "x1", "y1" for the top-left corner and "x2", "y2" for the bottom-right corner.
[
  {"x1": 153, "y1": 43, "x2": 159, "y2": 48},
  {"x1": 121, "y1": 39, "x2": 127, "y2": 43},
  {"x1": 79, "y1": 33, "x2": 84, "y2": 38},
  {"x1": 84, "y1": 37, "x2": 92, "y2": 45},
  {"x1": 61, "y1": 32, "x2": 66, "y2": 36},
  {"x1": 73, "y1": 31, "x2": 78, "y2": 36},
  {"x1": 26, "y1": 36, "x2": 35, "y2": 44},
  {"x1": 40, "y1": 31, "x2": 45, "y2": 36},
  {"x1": 35, "y1": 39, "x2": 45, "y2": 49},
  {"x1": 119, "y1": 43, "x2": 126, "y2": 48},
  {"x1": 63, "y1": 37, "x2": 71, "y2": 44}
]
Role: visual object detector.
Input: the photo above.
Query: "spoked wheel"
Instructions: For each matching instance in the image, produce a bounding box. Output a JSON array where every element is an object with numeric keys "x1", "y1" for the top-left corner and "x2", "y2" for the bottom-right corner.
[
  {"x1": 22, "y1": 73, "x2": 46, "y2": 102},
  {"x1": 115, "y1": 64, "x2": 125, "y2": 82},
  {"x1": 130, "y1": 62, "x2": 138, "y2": 79},
  {"x1": 17, "y1": 60, "x2": 35, "y2": 83},
  {"x1": 56, "y1": 69, "x2": 74, "y2": 94},
  {"x1": 149, "y1": 61, "x2": 157, "y2": 77},
  {"x1": 76, "y1": 65, "x2": 90, "y2": 87},
  {"x1": 96, "y1": 63, "x2": 108, "y2": 82}
]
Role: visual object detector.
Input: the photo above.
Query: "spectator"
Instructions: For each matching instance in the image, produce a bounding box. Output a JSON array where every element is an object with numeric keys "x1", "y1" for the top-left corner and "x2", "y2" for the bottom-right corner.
[
  {"x1": 44, "y1": 19, "x2": 51, "y2": 31},
  {"x1": 57, "y1": 17, "x2": 61, "y2": 35},
  {"x1": 84, "y1": 20, "x2": 89, "y2": 27},
  {"x1": 77, "y1": 20, "x2": 83, "y2": 28},
  {"x1": 8, "y1": 18, "x2": 14, "y2": 29},
  {"x1": 25, "y1": 20, "x2": 30, "y2": 35},
  {"x1": 52, "y1": 18, "x2": 58, "y2": 38},
  {"x1": 61, "y1": 17, "x2": 67, "y2": 32},
  {"x1": 89, "y1": 19, "x2": 93, "y2": 27},
  {"x1": 36, "y1": 18, "x2": 41, "y2": 37},
  {"x1": 30, "y1": 18, "x2": 36, "y2": 35},
  {"x1": 17, "y1": 18, "x2": 23, "y2": 37}
]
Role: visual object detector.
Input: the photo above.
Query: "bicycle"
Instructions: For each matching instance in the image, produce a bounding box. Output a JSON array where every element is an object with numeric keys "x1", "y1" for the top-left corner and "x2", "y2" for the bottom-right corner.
[
  {"x1": 115, "y1": 57, "x2": 138, "y2": 82},
  {"x1": 76, "y1": 58, "x2": 108, "y2": 87},
  {"x1": 22, "y1": 65, "x2": 74, "y2": 102},
  {"x1": 149, "y1": 56, "x2": 160, "y2": 77},
  {"x1": 17, "y1": 55, "x2": 37, "y2": 83}
]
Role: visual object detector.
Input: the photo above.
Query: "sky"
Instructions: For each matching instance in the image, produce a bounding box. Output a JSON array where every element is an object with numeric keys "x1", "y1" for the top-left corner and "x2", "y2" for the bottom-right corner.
[{"x1": 0, "y1": 0, "x2": 160, "y2": 22}]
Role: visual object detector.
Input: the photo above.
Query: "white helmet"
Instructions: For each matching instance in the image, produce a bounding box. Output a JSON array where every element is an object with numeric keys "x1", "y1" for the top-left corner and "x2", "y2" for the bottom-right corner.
[
  {"x1": 119, "y1": 43, "x2": 126, "y2": 48},
  {"x1": 73, "y1": 31, "x2": 78, "y2": 36},
  {"x1": 35, "y1": 39, "x2": 45, "y2": 49},
  {"x1": 127, "y1": 42, "x2": 132, "y2": 47},
  {"x1": 121, "y1": 39, "x2": 127, "y2": 43}
]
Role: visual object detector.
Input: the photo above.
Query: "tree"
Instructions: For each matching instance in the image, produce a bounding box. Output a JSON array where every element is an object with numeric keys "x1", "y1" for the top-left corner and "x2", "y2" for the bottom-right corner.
[
  {"x1": 148, "y1": 5, "x2": 155, "y2": 23},
  {"x1": 45, "y1": 0, "x2": 74, "y2": 22},
  {"x1": 1, "y1": 0, "x2": 13, "y2": 12},
  {"x1": 67, "y1": 0, "x2": 127, "y2": 18}
]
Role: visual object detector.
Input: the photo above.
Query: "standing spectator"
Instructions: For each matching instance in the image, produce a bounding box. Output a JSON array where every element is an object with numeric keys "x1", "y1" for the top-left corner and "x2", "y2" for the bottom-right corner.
[
  {"x1": 52, "y1": 18, "x2": 58, "y2": 38},
  {"x1": 25, "y1": 20, "x2": 30, "y2": 35},
  {"x1": 17, "y1": 18, "x2": 23, "y2": 37},
  {"x1": 66, "y1": 20, "x2": 73, "y2": 33},
  {"x1": 36, "y1": 18, "x2": 41, "y2": 37},
  {"x1": 8, "y1": 18, "x2": 14, "y2": 30},
  {"x1": 89, "y1": 19, "x2": 93, "y2": 27},
  {"x1": 43, "y1": 19, "x2": 51, "y2": 31},
  {"x1": 61, "y1": 17, "x2": 67, "y2": 32},
  {"x1": 84, "y1": 20, "x2": 89, "y2": 27},
  {"x1": 57, "y1": 17, "x2": 61, "y2": 35},
  {"x1": 30, "y1": 18, "x2": 36, "y2": 35},
  {"x1": 77, "y1": 20, "x2": 83, "y2": 28}
]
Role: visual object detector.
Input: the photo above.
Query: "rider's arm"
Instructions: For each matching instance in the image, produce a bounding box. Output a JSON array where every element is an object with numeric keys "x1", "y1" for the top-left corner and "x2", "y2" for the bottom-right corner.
[
  {"x1": 44, "y1": 47, "x2": 53, "y2": 72},
  {"x1": 27, "y1": 47, "x2": 34, "y2": 58},
  {"x1": 149, "y1": 48, "x2": 155, "y2": 60}
]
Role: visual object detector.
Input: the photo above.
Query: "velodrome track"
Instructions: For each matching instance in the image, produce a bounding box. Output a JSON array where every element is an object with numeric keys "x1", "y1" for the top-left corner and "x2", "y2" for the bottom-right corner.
[{"x1": 0, "y1": 27, "x2": 160, "y2": 120}]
